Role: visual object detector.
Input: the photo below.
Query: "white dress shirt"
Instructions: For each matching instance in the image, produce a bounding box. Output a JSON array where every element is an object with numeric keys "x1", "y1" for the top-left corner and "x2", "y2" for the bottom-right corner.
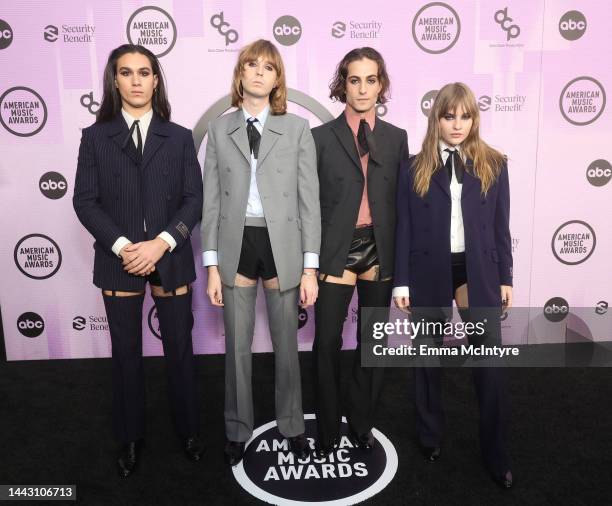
[
  {"x1": 202, "y1": 105, "x2": 318, "y2": 269},
  {"x1": 392, "y1": 141, "x2": 466, "y2": 299},
  {"x1": 111, "y1": 108, "x2": 177, "y2": 257}
]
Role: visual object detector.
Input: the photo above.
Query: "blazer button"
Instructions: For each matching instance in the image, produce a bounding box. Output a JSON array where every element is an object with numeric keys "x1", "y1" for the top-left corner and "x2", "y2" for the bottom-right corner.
[
  {"x1": 283, "y1": 191, "x2": 289, "y2": 197},
  {"x1": 227, "y1": 167, "x2": 231, "y2": 172},
  {"x1": 277, "y1": 168, "x2": 283, "y2": 173},
  {"x1": 166, "y1": 194, "x2": 172, "y2": 200},
  {"x1": 225, "y1": 190, "x2": 229, "y2": 196},
  {"x1": 162, "y1": 169, "x2": 169, "y2": 176},
  {"x1": 481, "y1": 200, "x2": 486, "y2": 205},
  {"x1": 288, "y1": 216, "x2": 294, "y2": 221}
]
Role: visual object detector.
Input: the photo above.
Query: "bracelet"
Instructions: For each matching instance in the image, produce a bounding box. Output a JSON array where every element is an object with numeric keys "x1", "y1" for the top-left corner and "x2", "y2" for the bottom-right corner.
[{"x1": 302, "y1": 271, "x2": 315, "y2": 277}]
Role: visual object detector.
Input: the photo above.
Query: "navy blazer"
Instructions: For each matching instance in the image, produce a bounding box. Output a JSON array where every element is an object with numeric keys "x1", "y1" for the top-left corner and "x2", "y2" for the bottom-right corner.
[
  {"x1": 394, "y1": 156, "x2": 512, "y2": 307},
  {"x1": 73, "y1": 113, "x2": 203, "y2": 291}
]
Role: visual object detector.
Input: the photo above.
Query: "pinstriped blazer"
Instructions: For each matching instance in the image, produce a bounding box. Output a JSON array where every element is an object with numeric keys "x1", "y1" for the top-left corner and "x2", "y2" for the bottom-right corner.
[{"x1": 73, "y1": 113, "x2": 203, "y2": 291}]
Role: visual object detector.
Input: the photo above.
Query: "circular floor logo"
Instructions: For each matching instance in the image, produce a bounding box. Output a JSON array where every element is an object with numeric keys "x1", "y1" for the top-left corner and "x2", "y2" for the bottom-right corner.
[
  {"x1": 559, "y1": 10, "x2": 587, "y2": 41},
  {"x1": 126, "y1": 6, "x2": 177, "y2": 57},
  {"x1": 559, "y1": 76, "x2": 606, "y2": 126},
  {"x1": 17, "y1": 312, "x2": 45, "y2": 338},
  {"x1": 586, "y1": 159, "x2": 612, "y2": 187},
  {"x1": 0, "y1": 86, "x2": 48, "y2": 137},
  {"x1": 551, "y1": 220, "x2": 596, "y2": 265},
  {"x1": 412, "y1": 2, "x2": 461, "y2": 54},
  {"x1": 233, "y1": 414, "x2": 397, "y2": 504},
  {"x1": 273, "y1": 15, "x2": 302, "y2": 46},
  {"x1": 544, "y1": 297, "x2": 569, "y2": 323},
  {"x1": 148, "y1": 305, "x2": 162, "y2": 339},
  {"x1": 39, "y1": 171, "x2": 68, "y2": 199},
  {"x1": 14, "y1": 233, "x2": 62, "y2": 279},
  {"x1": 421, "y1": 89, "x2": 439, "y2": 116}
]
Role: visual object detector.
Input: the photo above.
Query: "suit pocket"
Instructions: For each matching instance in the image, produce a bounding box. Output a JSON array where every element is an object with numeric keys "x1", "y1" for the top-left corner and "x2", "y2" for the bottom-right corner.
[{"x1": 491, "y1": 249, "x2": 500, "y2": 263}]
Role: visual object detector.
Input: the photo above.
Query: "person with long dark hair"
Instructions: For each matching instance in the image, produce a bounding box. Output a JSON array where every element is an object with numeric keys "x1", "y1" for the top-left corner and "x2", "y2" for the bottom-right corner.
[
  {"x1": 311, "y1": 47, "x2": 408, "y2": 457},
  {"x1": 394, "y1": 82, "x2": 513, "y2": 488},
  {"x1": 73, "y1": 44, "x2": 203, "y2": 477}
]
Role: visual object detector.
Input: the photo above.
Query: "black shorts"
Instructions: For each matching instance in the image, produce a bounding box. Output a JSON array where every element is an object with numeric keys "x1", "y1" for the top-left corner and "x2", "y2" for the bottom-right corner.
[
  {"x1": 237, "y1": 225, "x2": 278, "y2": 280},
  {"x1": 345, "y1": 225, "x2": 379, "y2": 274},
  {"x1": 451, "y1": 252, "x2": 467, "y2": 292}
]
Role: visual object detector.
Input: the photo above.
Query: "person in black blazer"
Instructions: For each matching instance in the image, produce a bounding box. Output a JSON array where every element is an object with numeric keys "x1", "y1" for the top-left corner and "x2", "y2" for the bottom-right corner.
[
  {"x1": 311, "y1": 47, "x2": 408, "y2": 457},
  {"x1": 393, "y1": 82, "x2": 513, "y2": 488},
  {"x1": 73, "y1": 44, "x2": 204, "y2": 477}
]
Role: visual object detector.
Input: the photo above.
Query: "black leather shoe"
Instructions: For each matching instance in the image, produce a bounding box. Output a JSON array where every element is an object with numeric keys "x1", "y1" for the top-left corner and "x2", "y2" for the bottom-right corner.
[
  {"x1": 288, "y1": 434, "x2": 309, "y2": 459},
  {"x1": 117, "y1": 440, "x2": 143, "y2": 478},
  {"x1": 421, "y1": 445, "x2": 441, "y2": 462},
  {"x1": 224, "y1": 440, "x2": 245, "y2": 467},
  {"x1": 312, "y1": 439, "x2": 337, "y2": 459},
  {"x1": 492, "y1": 470, "x2": 514, "y2": 489},
  {"x1": 184, "y1": 436, "x2": 204, "y2": 462},
  {"x1": 350, "y1": 430, "x2": 375, "y2": 451}
]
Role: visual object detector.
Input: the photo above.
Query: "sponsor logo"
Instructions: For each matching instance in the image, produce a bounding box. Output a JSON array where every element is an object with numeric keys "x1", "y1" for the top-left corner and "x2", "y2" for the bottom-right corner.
[
  {"x1": 0, "y1": 86, "x2": 48, "y2": 137},
  {"x1": 14, "y1": 234, "x2": 62, "y2": 280},
  {"x1": 0, "y1": 19, "x2": 13, "y2": 49},
  {"x1": 493, "y1": 94, "x2": 526, "y2": 112},
  {"x1": 80, "y1": 91, "x2": 100, "y2": 115},
  {"x1": 72, "y1": 316, "x2": 86, "y2": 331},
  {"x1": 559, "y1": 10, "x2": 587, "y2": 41},
  {"x1": 210, "y1": 12, "x2": 238, "y2": 46},
  {"x1": 73, "y1": 315, "x2": 108, "y2": 331},
  {"x1": 43, "y1": 23, "x2": 94, "y2": 43},
  {"x1": 273, "y1": 15, "x2": 302, "y2": 46},
  {"x1": 412, "y1": 2, "x2": 461, "y2": 54},
  {"x1": 494, "y1": 7, "x2": 520, "y2": 41},
  {"x1": 559, "y1": 76, "x2": 606, "y2": 126},
  {"x1": 551, "y1": 220, "x2": 596, "y2": 265},
  {"x1": 233, "y1": 414, "x2": 397, "y2": 504},
  {"x1": 376, "y1": 104, "x2": 387, "y2": 117},
  {"x1": 298, "y1": 307, "x2": 308, "y2": 330},
  {"x1": 332, "y1": 20, "x2": 382, "y2": 39},
  {"x1": 148, "y1": 305, "x2": 162, "y2": 339},
  {"x1": 17, "y1": 312, "x2": 45, "y2": 338},
  {"x1": 595, "y1": 301, "x2": 608, "y2": 315},
  {"x1": 585, "y1": 159, "x2": 611, "y2": 187},
  {"x1": 478, "y1": 95, "x2": 491, "y2": 111},
  {"x1": 421, "y1": 89, "x2": 438, "y2": 117},
  {"x1": 39, "y1": 171, "x2": 68, "y2": 199},
  {"x1": 43, "y1": 24, "x2": 58, "y2": 42},
  {"x1": 332, "y1": 21, "x2": 346, "y2": 38},
  {"x1": 544, "y1": 297, "x2": 569, "y2": 323},
  {"x1": 126, "y1": 6, "x2": 177, "y2": 57}
]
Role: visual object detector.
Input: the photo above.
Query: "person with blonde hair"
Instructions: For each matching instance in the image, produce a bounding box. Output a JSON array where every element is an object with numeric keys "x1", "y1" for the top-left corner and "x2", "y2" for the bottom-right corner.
[
  {"x1": 201, "y1": 39, "x2": 320, "y2": 466},
  {"x1": 393, "y1": 82, "x2": 514, "y2": 488}
]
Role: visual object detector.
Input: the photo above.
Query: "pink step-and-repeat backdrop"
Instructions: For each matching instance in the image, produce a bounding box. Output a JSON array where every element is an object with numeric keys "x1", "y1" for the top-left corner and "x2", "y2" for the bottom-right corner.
[{"x1": 0, "y1": 1, "x2": 609, "y2": 360}]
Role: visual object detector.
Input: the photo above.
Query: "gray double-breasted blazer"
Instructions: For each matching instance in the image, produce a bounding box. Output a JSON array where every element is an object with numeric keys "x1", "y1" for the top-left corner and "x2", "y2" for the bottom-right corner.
[{"x1": 201, "y1": 109, "x2": 320, "y2": 292}]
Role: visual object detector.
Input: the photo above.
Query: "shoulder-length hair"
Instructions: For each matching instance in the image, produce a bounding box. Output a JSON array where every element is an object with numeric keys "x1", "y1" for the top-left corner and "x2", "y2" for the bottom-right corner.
[
  {"x1": 413, "y1": 82, "x2": 505, "y2": 196},
  {"x1": 329, "y1": 47, "x2": 391, "y2": 104},
  {"x1": 97, "y1": 44, "x2": 171, "y2": 123},
  {"x1": 231, "y1": 39, "x2": 287, "y2": 115}
]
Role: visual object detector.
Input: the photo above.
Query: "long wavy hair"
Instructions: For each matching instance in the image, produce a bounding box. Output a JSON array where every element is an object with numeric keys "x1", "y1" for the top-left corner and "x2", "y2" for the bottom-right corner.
[
  {"x1": 231, "y1": 39, "x2": 287, "y2": 115},
  {"x1": 413, "y1": 82, "x2": 505, "y2": 196},
  {"x1": 97, "y1": 44, "x2": 171, "y2": 123}
]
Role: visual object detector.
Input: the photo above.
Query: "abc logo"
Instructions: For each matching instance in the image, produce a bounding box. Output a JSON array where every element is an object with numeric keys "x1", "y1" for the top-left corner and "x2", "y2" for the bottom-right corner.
[
  {"x1": 559, "y1": 11, "x2": 587, "y2": 41},
  {"x1": 17, "y1": 312, "x2": 45, "y2": 338},
  {"x1": 544, "y1": 297, "x2": 569, "y2": 322},
  {"x1": 72, "y1": 316, "x2": 86, "y2": 331},
  {"x1": 39, "y1": 171, "x2": 68, "y2": 199},
  {"x1": 298, "y1": 307, "x2": 308, "y2": 329},
  {"x1": 0, "y1": 19, "x2": 13, "y2": 49},
  {"x1": 420, "y1": 90, "x2": 439, "y2": 117},
  {"x1": 586, "y1": 159, "x2": 612, "y2": 187},
  {"x1": 273, "y1": 15, "x2": 302, "y2": 46}
]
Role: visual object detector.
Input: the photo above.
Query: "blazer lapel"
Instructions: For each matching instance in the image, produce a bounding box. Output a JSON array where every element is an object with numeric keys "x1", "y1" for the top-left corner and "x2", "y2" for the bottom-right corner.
[
  {"x1": 331, "y1": 114, "x2": 363, "y2": 175},
  {"x1": 227, "y1": 109, "x2": 251, "y2": 166},
  {"x1": 141, "y1": 114, "x2": 170, "y2": 171},
  {"x1": 432, "y1": 162, "x2": 451, "y2": 199},
  {"x1": 107, "y1": 114, "x2": 140, "y2": 166},
  {"x1": 460, "y1": 159, "x2": 480, "y2": 200},
  {"x1": 256, "y1": 114, "x2": 284, "y2": 169}
]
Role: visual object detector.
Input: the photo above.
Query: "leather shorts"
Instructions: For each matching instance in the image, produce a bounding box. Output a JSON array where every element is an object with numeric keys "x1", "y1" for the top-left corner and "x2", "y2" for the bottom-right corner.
[{"x1": 345, "y1": 225, "x2": 379, "y2": 275}]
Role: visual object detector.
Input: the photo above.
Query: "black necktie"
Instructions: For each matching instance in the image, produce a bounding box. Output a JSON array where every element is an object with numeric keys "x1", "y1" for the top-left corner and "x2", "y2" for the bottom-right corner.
[
  {"x1": 124, "y1": 119, "x2": 143, "y2": 164},
  {"x1": 444, "y1": 148, "x2": 464, "y2": 183},
  {"x1": 246, "y1": 117, "x2": 261, "y2": 159},
  {"x1": 357, "y1": 119, "x2": 371, "y2": 157}
]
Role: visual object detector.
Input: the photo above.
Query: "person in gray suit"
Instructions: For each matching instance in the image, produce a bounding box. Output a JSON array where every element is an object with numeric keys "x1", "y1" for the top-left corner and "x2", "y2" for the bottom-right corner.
[{"x1": 201, "y1": 39, "x2": 320, "y2": 466}]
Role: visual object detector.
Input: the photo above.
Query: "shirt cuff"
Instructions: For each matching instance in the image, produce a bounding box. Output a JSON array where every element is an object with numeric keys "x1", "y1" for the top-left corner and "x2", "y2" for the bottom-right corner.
[
  {"x1": 303, "y1": 252, "x2": 319, "y2": 269},
  {"x1": 111, "y1": 236, "x2": 131, "y2": 258},
  {"x1": 203, "y1": 250, "x2": 218, "y2": 267},
  {"x1": 392, "y1": 286, "x2": 410, "y2": 298},
  {"x1": 157, "y1": 232, "x2": 177, "y2": 252}
]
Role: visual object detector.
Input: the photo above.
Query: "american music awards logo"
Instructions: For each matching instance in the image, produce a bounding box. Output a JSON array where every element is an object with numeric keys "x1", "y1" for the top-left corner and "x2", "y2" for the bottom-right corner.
[{"x1": 233, "y1": 414, "x2": 397, "y2": 504}]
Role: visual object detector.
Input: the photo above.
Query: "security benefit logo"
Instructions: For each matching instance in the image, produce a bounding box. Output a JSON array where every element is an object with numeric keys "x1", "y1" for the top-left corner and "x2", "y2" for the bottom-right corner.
[
  {"x1": 17, "y1": 312, "x2": 45, "y2": 338},
  {"x1": 0, "y1": 86, "x2": 48, "y2": 137},
  {"x1": 412, "y1": 2, "x2": 461, "y2": 54},
  {"x1": 126, "y1": 6, "x2": 177, "y2": 57},
  {"x1": 233, "y1": 415, "x2": 398, "y2": 504},
  {"x1": 551, "y1": 220, "x2": 596, "y2": 265},
  {"x1": 559, "y1": 76, "x2": 606, "y2": 126},
  {"x1": 14, "y1": 234, "x2": 62, "y2": 280}
]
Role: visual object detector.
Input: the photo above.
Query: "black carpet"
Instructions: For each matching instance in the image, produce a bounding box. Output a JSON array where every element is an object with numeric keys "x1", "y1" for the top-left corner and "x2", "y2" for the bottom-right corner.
[{"x1": 1, "y1": 352, "x2": 610, "y2": 505}]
